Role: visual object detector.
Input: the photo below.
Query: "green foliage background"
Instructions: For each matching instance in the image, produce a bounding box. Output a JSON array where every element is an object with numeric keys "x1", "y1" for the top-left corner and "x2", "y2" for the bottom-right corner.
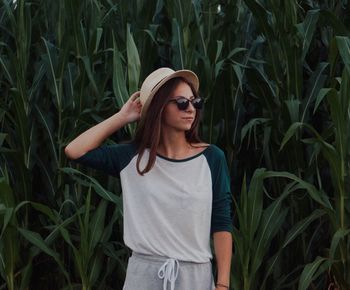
[{"x1": 0, "y1": 0, "x2": 350, "y2": 289}]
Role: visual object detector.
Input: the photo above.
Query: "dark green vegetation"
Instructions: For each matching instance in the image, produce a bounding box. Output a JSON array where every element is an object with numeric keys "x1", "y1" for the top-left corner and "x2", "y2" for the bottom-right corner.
[{"x1": 0, "y1": 0, "x2": 349, "y2": 289}]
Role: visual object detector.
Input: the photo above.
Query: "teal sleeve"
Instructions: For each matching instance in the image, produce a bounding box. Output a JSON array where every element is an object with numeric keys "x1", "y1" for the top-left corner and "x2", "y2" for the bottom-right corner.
[
  {"x1": 204, "y1": 146, "x2": 233, "y2": 234},
  {"x1": 70, "y1": 143, "x2": 137, "y2": 177}
]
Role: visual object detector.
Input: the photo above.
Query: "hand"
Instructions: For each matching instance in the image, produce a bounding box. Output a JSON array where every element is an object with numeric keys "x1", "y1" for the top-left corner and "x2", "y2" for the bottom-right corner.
[{"x1": 119, "y1": 91, "x2": 142, "y2": 123}]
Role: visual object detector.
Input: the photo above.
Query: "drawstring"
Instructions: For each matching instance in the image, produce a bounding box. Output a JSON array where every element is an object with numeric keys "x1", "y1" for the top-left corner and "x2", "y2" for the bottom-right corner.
[{"x1": 157, "y1": 258, "x2": 180, "y2": 290}]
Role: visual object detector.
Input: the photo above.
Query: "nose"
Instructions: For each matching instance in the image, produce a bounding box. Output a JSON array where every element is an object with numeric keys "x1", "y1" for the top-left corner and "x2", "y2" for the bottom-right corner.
[{"x1": 185, "y1": 101, "x2": 196, "y2": 113}]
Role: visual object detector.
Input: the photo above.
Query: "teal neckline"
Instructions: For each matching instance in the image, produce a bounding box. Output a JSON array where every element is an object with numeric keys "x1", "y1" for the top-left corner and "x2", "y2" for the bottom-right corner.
[{"x1": 156, "y1": 145, "x2": 211, "y2": 162}]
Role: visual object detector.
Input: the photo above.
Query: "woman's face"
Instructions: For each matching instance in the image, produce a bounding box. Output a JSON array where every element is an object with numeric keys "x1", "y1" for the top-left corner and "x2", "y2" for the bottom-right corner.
[{"x1": 161, "y1": 81, "x2": 197, "y2": 132}]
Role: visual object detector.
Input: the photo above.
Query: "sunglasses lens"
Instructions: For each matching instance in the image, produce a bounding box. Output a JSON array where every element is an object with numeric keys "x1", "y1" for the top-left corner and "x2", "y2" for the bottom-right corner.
[
  {"x1": 192, "y1": 98, "x2": 203, "y2": 109},
  {"x1": 171, "y1": 97, "x2": 203, "y2": 110},
  {"x1": 176, "y1": 98, "x2": 190, "y2": 110}
]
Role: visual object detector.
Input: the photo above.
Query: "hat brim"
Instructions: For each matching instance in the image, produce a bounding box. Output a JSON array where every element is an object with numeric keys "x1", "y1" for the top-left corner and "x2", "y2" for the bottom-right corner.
[{"x1": 140, "y1": 70, "x2": 199, "y2": 119}]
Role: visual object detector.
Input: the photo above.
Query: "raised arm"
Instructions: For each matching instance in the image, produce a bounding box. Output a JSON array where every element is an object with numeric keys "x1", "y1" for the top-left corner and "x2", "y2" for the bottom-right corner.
[{"x1": 65, "y1": 92, "x2": 141, "y2": 160}]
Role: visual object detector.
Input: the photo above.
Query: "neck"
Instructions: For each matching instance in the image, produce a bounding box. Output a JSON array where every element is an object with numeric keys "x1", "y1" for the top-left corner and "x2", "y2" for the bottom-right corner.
[{"x1": 158, "y1": 129, "x2": 191, "y2": 159}]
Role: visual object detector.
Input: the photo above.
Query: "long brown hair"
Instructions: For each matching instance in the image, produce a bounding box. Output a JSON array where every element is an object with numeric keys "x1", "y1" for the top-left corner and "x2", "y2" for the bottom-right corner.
[{"x1": 133, "y1": 77, "x2": 203, "y2": 175}]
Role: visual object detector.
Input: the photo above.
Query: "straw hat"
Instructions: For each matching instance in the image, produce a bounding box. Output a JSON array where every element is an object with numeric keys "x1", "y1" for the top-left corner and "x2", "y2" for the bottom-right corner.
[{"x1": 139, "y1": 67, "x2": 199, "y2": 119}]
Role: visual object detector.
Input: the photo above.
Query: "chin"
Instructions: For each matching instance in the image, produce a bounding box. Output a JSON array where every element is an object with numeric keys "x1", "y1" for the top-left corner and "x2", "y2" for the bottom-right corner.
[{"x1": 174, "y1": 125, "x2": 192, "y2": 132}]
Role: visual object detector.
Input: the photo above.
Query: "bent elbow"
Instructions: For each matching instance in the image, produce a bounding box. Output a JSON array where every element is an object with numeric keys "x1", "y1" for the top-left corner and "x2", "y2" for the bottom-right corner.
[
  {"x1": 64, "y1": 145, "x2": 87, "y2": 160},
  {"x1": 64, "y1": 145, "x2": 73, "y2": 159},
  {"x1": 64, "y1": 145, "x2": 78, "y2": 160}
]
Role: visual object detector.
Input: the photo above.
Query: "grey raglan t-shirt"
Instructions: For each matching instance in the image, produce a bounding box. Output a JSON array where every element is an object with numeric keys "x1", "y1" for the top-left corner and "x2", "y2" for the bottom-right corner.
[{"x1": 71, "y1": 142, "x2": 233, "y2": 263}]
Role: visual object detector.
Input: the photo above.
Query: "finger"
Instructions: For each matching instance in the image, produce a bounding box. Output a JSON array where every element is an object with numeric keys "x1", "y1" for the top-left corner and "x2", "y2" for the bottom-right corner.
[{"x1": 129, "y1": 91, "x2": 140, "y2": 101}]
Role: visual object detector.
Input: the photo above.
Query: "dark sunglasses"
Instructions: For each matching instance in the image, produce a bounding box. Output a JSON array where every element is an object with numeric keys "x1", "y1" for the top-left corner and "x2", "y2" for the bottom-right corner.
[{"x1": 168, "y1": 96, "x2": 203, "y2": 111}]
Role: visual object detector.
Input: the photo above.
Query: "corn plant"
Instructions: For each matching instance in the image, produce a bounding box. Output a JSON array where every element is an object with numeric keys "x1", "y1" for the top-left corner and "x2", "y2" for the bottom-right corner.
[
  {"x1": 0, "y1": 177, "x2": 25, "y2": 290},
  {"x1": 280, "y1": 36, "x2": 350, "y2": 289},
  {"x1": 1, "y1": 0, "x2": 350, "y2": 289},
  {"x1": 231, "y1": 168, "x2": 332, "y2": 290}
]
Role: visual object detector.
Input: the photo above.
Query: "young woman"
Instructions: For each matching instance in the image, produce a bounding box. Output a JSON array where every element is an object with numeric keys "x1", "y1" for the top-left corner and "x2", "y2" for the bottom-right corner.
[{"x1": 65, "y1": 67, "x2": 233, "y2": 290}]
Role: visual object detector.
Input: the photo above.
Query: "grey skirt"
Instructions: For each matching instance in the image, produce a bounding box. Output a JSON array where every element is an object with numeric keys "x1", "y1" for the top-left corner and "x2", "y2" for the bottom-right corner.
[{"x1": 122, "y1": 252, "x2": 216, "y2": 290}]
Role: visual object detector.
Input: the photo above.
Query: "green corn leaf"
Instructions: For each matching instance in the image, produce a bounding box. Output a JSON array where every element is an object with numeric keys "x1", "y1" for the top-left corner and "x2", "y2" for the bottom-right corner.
[
  {"x1": 250, "y1": 184, "x2": 294, "y2": 275},
  {"x1": 238, "y1": 173, "x2": 248, "y2": 233},
  {"x1": 215, "y1": 40, "x2": 223, "y2": 63},
  {"x1": 265, "y1": 170, "x2": 332, "y2": 209},
  {"x1": 112, "y1": 33, "x2": 129, "y2": 109},
  {"x1": 0, "y1": 179, "x2": 15, "y2": 207},
  {"x1": 280, "y1": 122, "x2": 302, "y2": 151},
  {"x1": 246, "y1": 168, "x2": 265, "y2": 244},
  {"x1": 214, "y1": 59, "x2": 225, "y2": 78},
  {"x1": 18, "y1": 228, "x2": 71, "y2": 285},
  {"x1": 0, "y1": 207, "x2": 14, "y2": 238},
  {"x1": 241, "y1": 118, "x2": 270, "y2": 144},
  {"x1": 285, "y1": 99, "x2": 301, "y2": 124},
  {"x1": 330, "y1": 228, "x2": 350, "y2": 259},
  {"x1": 227, "y1": 47, "x2": 247, "y2": 59},
  {"x1": 18, "y1": 228, "x2": 60, "y2": 261},
  {"x1": 13, "y1": 201, "x2": 30, "y2": 215},
  {"x1": 88, "y1": 250, "x2": 104, "y2": 285},
  {"x1": 313, "y1": 88, "x2": 333, "y2": 114},
  {"x1": 102, "y1": 242, "x2": 128, "y2": 271},
  {"x1": 301, "y1": 62, "x2": 328, "y2": 121},
  {"x1": 231, "y1": 227, "x2": 245, "y2": 277},
  {"x1": 252, "y1": 64, "x2": 277, "y2": 99},
  {"x1": 296, "y1": 9, "x2": 320, "y2": 61},
  {"x1": 298, "y1": 257, "x2": 329, "y2": 290},
  {"x1": 171, "y1": 18, "x2": 184, "y2": 69},
  {"x1": 28, "y1": 63, "x2": 46, "y2": 101},
  {"x1": 84, "y1": 187, "x2": 92, "y2": 236},
  {"x1": 59, "y1": 226, "x2": 76, "y2": 250},
  {"x1": 260, "y1": 251, "x2": 282, "y2": 289},
  {"x1": 243, "y1": 0, "x2": 280, "y2": 82},
  {"x1": 126, "y1": 23, "x2": 140, "y2": 93},
  {"x1": 101, "y1": 206, "x2": 121, "y2": 242},
  {"x1": 94, "y1": 27, "x2": 103, "y2": 54},
  {"x1": 0, "y1": 54, "x2": 14, "y2": 85},
  {"x1": 35, "y1": 153, "x2": 56, "y2": 197},
  {"x1": 251, "y1": 205, "x2": 288, "y2": 275},
  {"x1": 89, "y1": 199, "x2": 107, "y2": 251},
  {"x1": 281, "y1": 122, "x2": 341, "y2": 190},
  {"x1": 35, "y1": 104, "x2": 59, "y2": 167},
  {"x1": 336, "y1": 36, "x2": 350, "y2": 74},
  {"x1": 80, "y1": 56, "x2": 99, "y2": 96},
  {"x1": 1, "y1": 226, "x2": 19, "y2": 288},
  {"x1": 42, "y1": 37, "x2": 61, "y2": 110},
  {"x1": 320, "y1": 10, "x2": 349, "y2": 36},
  {"x1": 30, "y1": 202, "x2": 57, "y2": 224},
  {"x1": 282, "y1": 209, "x2": 326, "y2": 248},
  {"x1": 339, "y1": 65, "x2": 350, "y2": 117},
  {"x1": 19, "y1": 258, "x2": 33, "y2": 290},
  {"x1": 60, "y1": 167, "x2": 121, "y2": 204},
  {"x1": 232, "y1": 64, "x2": 243, "y2": 92}
]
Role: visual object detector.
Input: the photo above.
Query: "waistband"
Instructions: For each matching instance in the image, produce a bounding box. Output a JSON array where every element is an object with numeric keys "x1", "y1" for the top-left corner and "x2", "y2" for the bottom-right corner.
[
  {"x1": 131, "y1": 252, "x2": 210, "y2": 290},
  {"x1": 131, "y1": 251, "x2": 211, "y2": 265}
]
